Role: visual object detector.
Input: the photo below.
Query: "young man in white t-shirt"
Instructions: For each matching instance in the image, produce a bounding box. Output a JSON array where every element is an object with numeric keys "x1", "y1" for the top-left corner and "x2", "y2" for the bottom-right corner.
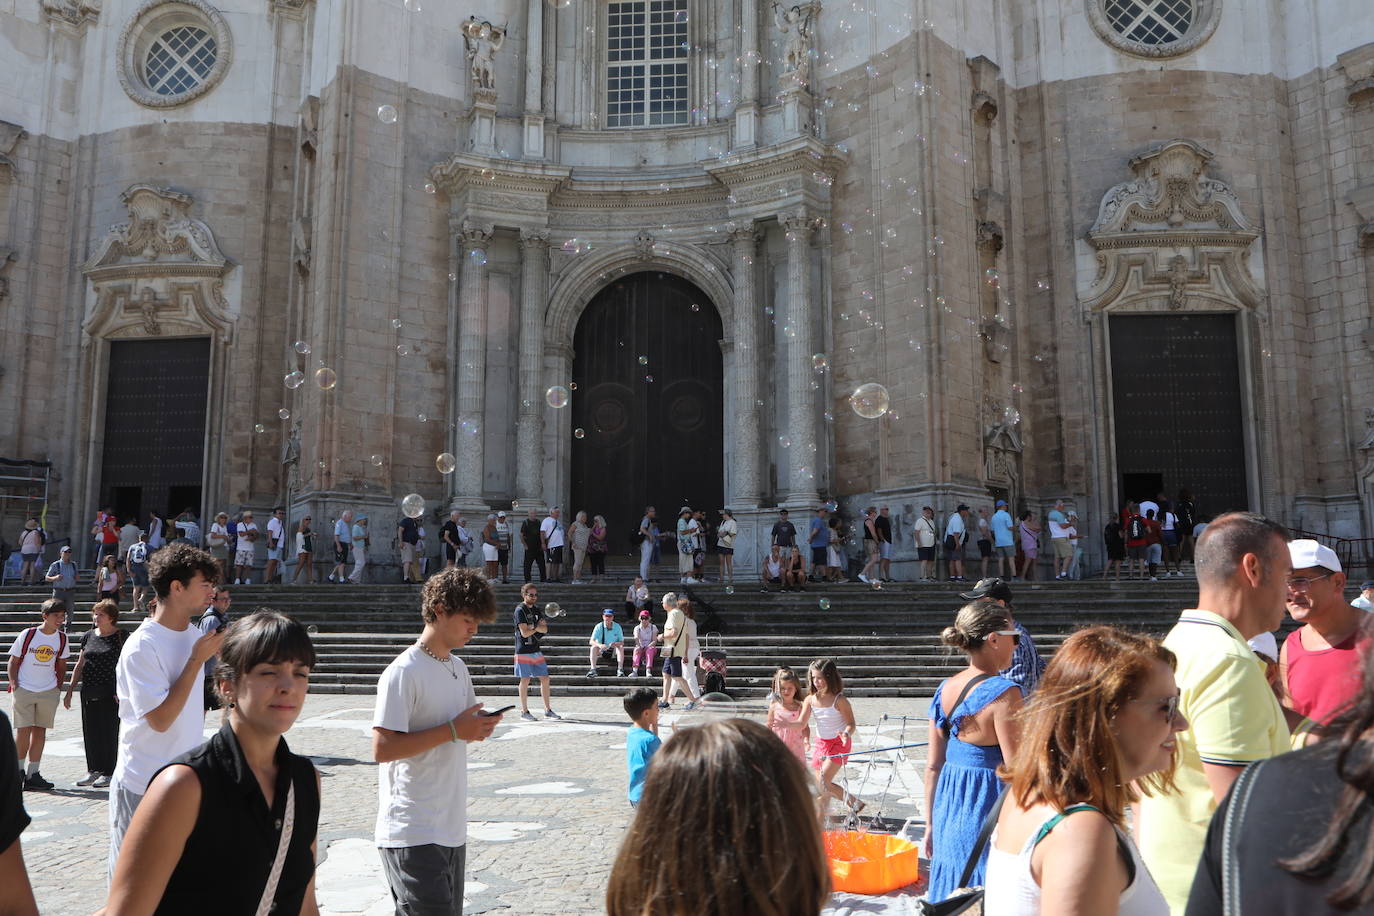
[
  {"x1": 6, "y1": 599, "x2": 70, "y2": 791},
  {"x1": 540, "y1": 506, "x2": 565, "y2": 583},
  {"x1": 109, "y1": 542, "x2": 222, "y2": 875},
  {"x1": 264, "y1": 505, "x2": 286, "y2": 584},
  {"x1": 232, "y1": 510, "x2": 258, "y2": 585},
  {"x1": 372, "y1": 566, "x2": 502, "y2": 915}
]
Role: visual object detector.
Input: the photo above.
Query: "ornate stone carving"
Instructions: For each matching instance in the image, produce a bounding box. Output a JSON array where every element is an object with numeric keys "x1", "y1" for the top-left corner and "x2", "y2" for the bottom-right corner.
[
  {"x1": 632, "y1": 231, "x2": 655, "y2": 261},
  {"x1": 0, "y1": 121, "x2": 24, "y2": 182},
  {"x1": 1083, "y1": 139, "x2": 1262, "y2": 314},
  {"x1": 459, "y1": 222, "x2": 493, "y2": 251},
  {"x1": 82, "y1": 184, "x2": 234, "y2": 341},
  {"x1": 40, "y1": 0, "x2": 100, "y2": 26},
  {"x1": 462, "y1": 17, "x2": 505, "y2": 94},
  {"x1": 976, "y1": 220, "x2": 1003, "y2": 253},
  {"x1": 984, "y1": 419, "x2": 1023, "y2": 487},
  {"x1": 772, "y1": 2, "x2": 817, "y2": 86}
]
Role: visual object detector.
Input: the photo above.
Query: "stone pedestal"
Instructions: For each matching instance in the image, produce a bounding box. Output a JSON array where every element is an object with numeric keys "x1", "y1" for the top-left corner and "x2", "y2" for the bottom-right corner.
[{"x1": 468, "y1": 90, "x2": 497, "y2": 154}]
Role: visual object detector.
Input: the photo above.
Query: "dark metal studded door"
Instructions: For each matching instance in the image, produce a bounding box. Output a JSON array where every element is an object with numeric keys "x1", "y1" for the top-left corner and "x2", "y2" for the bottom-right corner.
[
  {"x1": 1109, "y1": 314, "x2": 1249, "y2": 514},
  {"x1": 101, "y1": 337, "x2": 211, "y2": 521},
  {"x1": 571, "y1": 272, "x2": 724, "y2": 555}
]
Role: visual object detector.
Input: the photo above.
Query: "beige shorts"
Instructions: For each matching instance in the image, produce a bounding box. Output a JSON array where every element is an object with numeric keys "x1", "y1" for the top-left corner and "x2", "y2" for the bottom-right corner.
[
  {"x1": 1052, "y1": 538, "x2": 1073, "y2": 559},
  {"x1": 12, "y1": 686, "x2": 59, "y2": 729}
]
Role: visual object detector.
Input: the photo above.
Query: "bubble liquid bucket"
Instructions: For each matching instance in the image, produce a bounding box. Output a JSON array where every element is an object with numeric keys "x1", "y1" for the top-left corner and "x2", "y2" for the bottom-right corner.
[{"x1": 823, "y1": 830, "x2": 921, "y2": 895}]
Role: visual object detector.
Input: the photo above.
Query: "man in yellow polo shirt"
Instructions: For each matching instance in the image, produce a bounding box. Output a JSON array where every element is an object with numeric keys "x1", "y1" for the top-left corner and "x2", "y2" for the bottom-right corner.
[{"x1": 1137, "y1": 511, "x2": 1292, "y2": 914}]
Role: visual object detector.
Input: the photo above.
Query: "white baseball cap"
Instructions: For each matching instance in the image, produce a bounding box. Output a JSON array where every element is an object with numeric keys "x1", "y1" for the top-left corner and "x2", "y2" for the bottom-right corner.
[
  {"x1": 1288, "y1": 539, "x2": 1342, "y2": 574},
  {"x1": 1248, "y1": 631, "x2": 1278, "y2": 662}
]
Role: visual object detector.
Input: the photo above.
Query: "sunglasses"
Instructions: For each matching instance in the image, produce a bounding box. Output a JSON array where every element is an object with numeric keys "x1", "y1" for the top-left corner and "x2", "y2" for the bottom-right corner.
[
  {"x1": 1286, "y1": 571, "x2": 1335, "y2": 591},
  {"x1": 1132, "y1": 694, "x2": 1182, "y2": 725},
  {"x1": 994, "y1": 629, "x2": 1021, "y2": 647}
]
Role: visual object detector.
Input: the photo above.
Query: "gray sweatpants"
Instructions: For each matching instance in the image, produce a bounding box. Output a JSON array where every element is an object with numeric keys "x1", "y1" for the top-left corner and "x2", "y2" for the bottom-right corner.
[
  {"x1": 107, "y1": 784, "x2": 144, "y2": 879},
  {"x1": 379, "y1": 843, "x2": 467, "y2": 915}
]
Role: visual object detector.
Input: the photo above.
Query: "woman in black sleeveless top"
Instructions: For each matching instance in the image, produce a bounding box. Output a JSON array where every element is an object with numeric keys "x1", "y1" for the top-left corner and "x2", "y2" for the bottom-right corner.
[{"x1": 102, "y1": 610, "x2": 321, "y2": 915}]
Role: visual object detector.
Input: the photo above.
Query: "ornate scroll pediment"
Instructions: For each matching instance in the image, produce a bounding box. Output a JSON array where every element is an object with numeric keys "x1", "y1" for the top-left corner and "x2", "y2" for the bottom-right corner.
[
  {"x1": 82, "y1": 185, "x2": 234, "y2": 342},
  {"x1": 1082, "y1": 139, "x2": 1263, "y2": 313}
]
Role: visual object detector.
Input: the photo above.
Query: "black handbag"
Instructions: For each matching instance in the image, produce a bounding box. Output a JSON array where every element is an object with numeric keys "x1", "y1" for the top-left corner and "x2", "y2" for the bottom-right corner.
[{"x1": 917, "y1": 789, "x2": 1008, "y2": 916}]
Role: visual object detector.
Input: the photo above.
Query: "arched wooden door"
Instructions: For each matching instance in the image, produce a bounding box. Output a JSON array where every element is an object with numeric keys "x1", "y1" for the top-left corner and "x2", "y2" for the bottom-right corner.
[{"x1": 570, "y1": 272, "x2": 724, "y2": 555}]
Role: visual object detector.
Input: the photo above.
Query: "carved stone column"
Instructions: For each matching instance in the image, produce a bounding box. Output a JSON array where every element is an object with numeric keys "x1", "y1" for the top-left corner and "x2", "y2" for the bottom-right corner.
[
  {"x1": 730, "y1": 225, "x2": 762, "y2": 506},
  {"x1": 733, "y1": 0, "x2": 759, "y2": 148},
  {"x1": 516, "y1": 229, "x2": 548, "y2": 507},
  {"x1": 782, "y1": 212, "x2": 818, "y2": 503},
  {"x1": 522, "y1": 0, "x2": 544, "y2": 157},
  {"x1": 454, "y1": 222, "x2": 492, "y2": 509}
]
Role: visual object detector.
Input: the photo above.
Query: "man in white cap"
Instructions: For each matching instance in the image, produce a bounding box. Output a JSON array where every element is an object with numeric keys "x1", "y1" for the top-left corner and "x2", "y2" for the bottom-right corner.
[
  {"x1": 1278, "y1": 539, "x2": 1366, "y2": 730},
  {"x1": 1351, "y1": 579, "x2": 1374, "y2": 612}
]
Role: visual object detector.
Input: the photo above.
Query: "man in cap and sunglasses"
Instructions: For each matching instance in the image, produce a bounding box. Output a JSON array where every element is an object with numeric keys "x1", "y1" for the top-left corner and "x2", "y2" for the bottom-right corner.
[
  {"x1": 959, "y1": 577, "x2": 1045, "y2": 696},
  {"x1": 1278, "y1": 539, "x2": 1366, "y2": 731}
]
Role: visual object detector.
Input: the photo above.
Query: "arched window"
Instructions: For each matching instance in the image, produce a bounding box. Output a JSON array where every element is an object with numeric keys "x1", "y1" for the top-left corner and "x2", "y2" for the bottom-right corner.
[{"x1": 1088, "y1": 0, "x2": 1220, "y2": 58}]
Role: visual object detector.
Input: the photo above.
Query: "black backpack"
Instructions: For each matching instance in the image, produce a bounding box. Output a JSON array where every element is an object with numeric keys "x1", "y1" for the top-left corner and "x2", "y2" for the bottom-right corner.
[{"x1": 1127, "y1": 516, "x2": 1146, "y2": 541}]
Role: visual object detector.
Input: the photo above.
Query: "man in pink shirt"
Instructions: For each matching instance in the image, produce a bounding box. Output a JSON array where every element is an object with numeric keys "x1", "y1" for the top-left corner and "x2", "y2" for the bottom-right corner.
[{"x1": 1279, "y1": 539, "x2": 1366, "y2": 727}]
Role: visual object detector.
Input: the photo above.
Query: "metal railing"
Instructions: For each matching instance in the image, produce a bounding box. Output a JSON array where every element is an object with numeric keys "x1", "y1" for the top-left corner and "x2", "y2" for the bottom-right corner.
[{"x1": 1288, "y1": 528, "x2": 1374, "y2": 574}]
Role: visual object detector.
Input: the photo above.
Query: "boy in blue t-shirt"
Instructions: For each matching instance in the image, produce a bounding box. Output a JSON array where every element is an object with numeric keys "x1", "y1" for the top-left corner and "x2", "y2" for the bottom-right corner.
[{"x1": 623, "y1": 687, "x2": 661, "y2": 807}]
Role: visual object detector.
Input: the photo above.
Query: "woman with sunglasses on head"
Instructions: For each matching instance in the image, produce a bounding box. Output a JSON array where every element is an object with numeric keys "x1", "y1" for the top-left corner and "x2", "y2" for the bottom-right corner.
[
  {"x1": 985, "y1": 626, "x2": 1184, "y2": 915},
  {"x1": 292, "y1": 516, "x2": 315, "y2": 585},
  {"x1": 924, "y1": 598, "x2": 1023, "y2": 903},
  {"x1": 100, "y1": 610, "x2": 321, "y2": 915}
]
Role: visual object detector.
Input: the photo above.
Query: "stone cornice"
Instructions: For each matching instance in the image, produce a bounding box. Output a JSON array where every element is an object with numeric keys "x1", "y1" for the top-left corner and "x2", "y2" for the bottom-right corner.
[
  {"x1": 429, "y1": 154, "x2": 570, "y2": 197},
  {"x1": 703, "y1": 135, "x2": 846, "y2": 189}
]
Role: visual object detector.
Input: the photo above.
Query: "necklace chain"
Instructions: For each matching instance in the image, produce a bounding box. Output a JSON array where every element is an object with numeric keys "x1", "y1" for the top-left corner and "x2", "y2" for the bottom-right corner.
[{"x1": 417, "y1": 641, "x2": 458, "y2": 678}]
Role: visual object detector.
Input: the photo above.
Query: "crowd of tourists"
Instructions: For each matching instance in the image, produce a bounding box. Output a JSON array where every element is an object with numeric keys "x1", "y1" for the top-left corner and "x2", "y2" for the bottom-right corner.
[
  {"x1": 8, "y1": 488, "x2": 1214, "y2": 594},
  {"x1": 3, "y1": 510, "x2": 1373, "y2": 914}
]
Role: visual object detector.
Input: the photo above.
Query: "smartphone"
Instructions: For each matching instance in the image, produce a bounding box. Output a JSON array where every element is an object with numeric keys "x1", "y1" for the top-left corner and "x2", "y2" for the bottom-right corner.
[{"x1": 481, "y1": 705, "x2": 516, "y2": 717}]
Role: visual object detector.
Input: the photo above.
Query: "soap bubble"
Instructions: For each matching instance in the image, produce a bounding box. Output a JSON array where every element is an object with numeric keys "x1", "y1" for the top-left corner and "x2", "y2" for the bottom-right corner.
[
  {"x1": 423, "y1": 181, "x2": 436, "y2": 194},
  {"x1": 690, "y1": 302, "x2": 700, "y2": 312},
  {"x1": 370, "y1": 455, "x2": 384, "y2": 467},
  {"x1": 397, "y1": 344, "x2": 411, "y2": 356},
  {"x1": 435, "y1": 452, "x2": 457, "y2": 474},
  {"x1": 569, "y1": 382, "x2": 577, "y2": 391},
  {"x1": 818, "y1": 598, "x2": 831, "y2": 610},
  {"x1": 724, "y1": 585, "x2": 735, "y2": 595},
  {"x1": 417, "y1": 413, "x2": 428, "y2": 423},
  {"x1": 277, "y1": 408, "x2": 290, "y2": 420},
  {"x1": 1010, "y1": 382, "x2": 1025, "y2": 394},
  {"x1": 637, "y1": 355, "x2": 649, "y2": 365},
  {"x1": 401, "y1": 493, "x2": 425, "y2": 519},
  {"x1": 811, "y1": 352, "x2": 829, "y2": 372},
  {"x1": 461, "y1": 419, "x2": 480, "y2": 435},
  {"x1": 306, "y1": 625, "x2": 319, "y2": 635},
  {"x1": 292, "y1": 340, "x2": 311, "y2": 355},
  {"x1": 644, "y1": 374, "x2": 654, "y2": 383},
  {"x1": 480, "y1": 168, "x2": 496, "y2": 180},
  {"x1": 391, "y1": 318, "x2": 403, "y2": 330},
  {"x1": 469, "y1": 250, "x2": 487, "y2": 266},
  {"x1": 1003, "y1": 406, "x2": 1022, "y2": 425},
  {"x1": 573, "y1": 427, "x2": 586, "y2": 439},
  {"x1": 546, "y1": 0, "x2": 571, "y2": 7},
  {"x1": 315, "y1": 367, "x2": 337, "y2": 390},
  {"x1": 254, "y1": 423, "x2": 266, "y2": 434},
  {"x1": 849, "y1": 382, "x2": 891, "y2": 419},
  {"x1": 377, "y1": 105, "x2": 398, "y2": 124},
  {"x1": 284, "y1": 370, "x2": 305, "y2": 390},
  {"x1": 779, "y1": 436, "x2": 792, "y2": 448},
  {"x1": 561, "y1": 238, "x2": 590, "y2": 254},
  {"x1": 545, "y1": 385, "x2": 570, "y2": 408}
]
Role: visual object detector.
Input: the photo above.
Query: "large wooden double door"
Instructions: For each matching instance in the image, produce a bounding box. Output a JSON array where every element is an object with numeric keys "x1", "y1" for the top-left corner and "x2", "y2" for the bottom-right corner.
[{"x1": 570, "y1": 273, "x2": 723, "y2": 554}]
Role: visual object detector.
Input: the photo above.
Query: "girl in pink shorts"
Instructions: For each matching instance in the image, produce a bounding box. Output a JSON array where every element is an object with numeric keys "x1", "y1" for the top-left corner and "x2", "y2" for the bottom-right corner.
[{"x1": 797, "y1": 658, "x2": 865, "y2": 815}]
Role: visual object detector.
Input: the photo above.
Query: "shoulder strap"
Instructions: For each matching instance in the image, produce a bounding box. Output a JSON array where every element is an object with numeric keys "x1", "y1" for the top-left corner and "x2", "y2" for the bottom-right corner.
[
  {"x1": 956, "y1": 787, "x2": 1008, "y2": 890},
  {"x1": 255, "y1": 778, "x2": 296, "y2": 916},
  {"x1": 18, "y1": 627, "x2": 36, "y2": 659},
  {"x1": 1221, "y1": 761, "x2": 1265, "y2": 916},
  {"x1": 1029, "y1": 805, "x2": 1138, "y2": 887},
  {"x1": 941, "y1": 673, "x2": 992, "y2": 739}
]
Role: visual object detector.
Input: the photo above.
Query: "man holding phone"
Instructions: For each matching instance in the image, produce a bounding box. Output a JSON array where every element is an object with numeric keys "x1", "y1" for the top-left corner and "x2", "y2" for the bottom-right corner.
[
  {"x1": 372, "y1": 566, "x2": 503, "y2": 915},
  {"x1": 197, "y1": 585, "x2": 231, "y2": 711}
]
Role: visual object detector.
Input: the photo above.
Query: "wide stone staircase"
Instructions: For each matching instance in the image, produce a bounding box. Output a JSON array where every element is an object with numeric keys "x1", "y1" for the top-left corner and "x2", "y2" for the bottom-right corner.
[{"x1": 0, "y1": 574, "x2": 1225, "y2": 698}]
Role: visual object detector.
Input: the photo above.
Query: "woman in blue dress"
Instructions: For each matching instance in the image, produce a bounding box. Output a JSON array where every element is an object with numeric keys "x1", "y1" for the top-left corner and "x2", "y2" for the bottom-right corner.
[{"x1": 922, "y1": 598, "x2": 1023, "y2": 902}]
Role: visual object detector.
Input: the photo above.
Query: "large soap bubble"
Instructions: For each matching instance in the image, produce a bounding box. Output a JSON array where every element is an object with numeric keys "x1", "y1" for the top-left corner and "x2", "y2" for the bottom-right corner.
[
  {"x1": 435, "y1": 452, "x2": 457, "y2": 474},
  {"x1": 315, "y1": 367, "x2": 337, "y2": 390},
  {"x1": 545, "y1": 385, "x2": 570, "y2": 408},
  {"x1": 849, "y1": 383, "x2": 891, "y2": 419},
  {"x1": 284, "y1": 370, "x2": 305, "y2": 390},
  {"x1": 401, "y1": 493, "x2": 425, "y2": 519}
]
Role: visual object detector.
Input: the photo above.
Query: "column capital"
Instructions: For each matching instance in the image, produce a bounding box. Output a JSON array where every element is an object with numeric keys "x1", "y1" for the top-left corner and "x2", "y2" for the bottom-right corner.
[
  {"x1": 728, "y1": 223, "x2": 761, "y2": 248},
  {"x1": 519, "y1": 228, "x2": 550, "y2": 248},
  {"x1": 459, "y1": 221, "x2": 494, "y2": 250},
  {"x1": 779, "y1": 211, "x2": 820, "y2": 237}
]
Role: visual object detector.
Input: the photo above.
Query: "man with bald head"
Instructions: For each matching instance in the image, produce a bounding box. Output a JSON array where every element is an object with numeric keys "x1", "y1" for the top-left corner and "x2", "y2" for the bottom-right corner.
[{"x1": 1137, "y1": 511, "x2": 1292, "y2": 913}]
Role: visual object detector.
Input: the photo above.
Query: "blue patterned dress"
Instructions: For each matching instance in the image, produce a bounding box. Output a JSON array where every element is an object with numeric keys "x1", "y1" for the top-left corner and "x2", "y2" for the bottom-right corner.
[{"x1": 925, "y1": 674, "x2": 1018, "y2": 902}]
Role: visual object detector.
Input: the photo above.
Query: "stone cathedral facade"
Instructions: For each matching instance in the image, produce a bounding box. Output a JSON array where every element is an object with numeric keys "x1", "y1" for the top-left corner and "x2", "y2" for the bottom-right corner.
[{"x1": 2, "y1": 0, "x2": 1373, "y2": 574}]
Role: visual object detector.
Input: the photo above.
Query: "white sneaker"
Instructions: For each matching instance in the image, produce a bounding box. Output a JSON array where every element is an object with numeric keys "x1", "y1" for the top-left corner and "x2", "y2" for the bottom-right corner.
[
  {"x1": 1150, "y1": 576, "x2": 1158, "y2": 581},
  {"x1": 858, "y1": 573, "x2": 870, "y2": 584}
]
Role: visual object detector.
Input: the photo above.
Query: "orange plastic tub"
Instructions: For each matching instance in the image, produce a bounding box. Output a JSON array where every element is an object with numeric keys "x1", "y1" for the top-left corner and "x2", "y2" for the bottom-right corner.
[{"x1": 824, "y1": 830, "x2": 921, "y2": 895}]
